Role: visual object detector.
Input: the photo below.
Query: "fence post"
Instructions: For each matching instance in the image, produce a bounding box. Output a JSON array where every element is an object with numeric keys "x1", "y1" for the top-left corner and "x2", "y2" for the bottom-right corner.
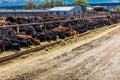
[
  {"x1": 17, "y1": 25, "x2": 20, "y2": 33},
  {"x1": 0, "y1": 28, "x2": 5, "y2": 52}
]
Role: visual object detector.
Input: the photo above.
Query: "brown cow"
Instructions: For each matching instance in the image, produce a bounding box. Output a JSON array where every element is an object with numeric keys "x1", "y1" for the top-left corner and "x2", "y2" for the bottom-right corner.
[
  {"x1": 49, "y1": 16, "x2": 59, "y2": 21},
  {"x1": 68, "y1": 28, "x2": 77, "y2": 36},
  {"x1": 52, "y1": 26, "x2": 77, "y2": 36},
  {"x1": 87, "y1": 18, "x2": 94, "y2": 22},
  {"x1": 16, "y1": 34, "x2": 41, "y2": 45},
  {"x1": 0, "y1": 20, "x2": 10, "y2": 25},
  {"x1": 31, "y1": 38, "x2": 41, "y2": 45},
  {"x1": 52, "y1": 26, "x2": 69, "y2": 32}
]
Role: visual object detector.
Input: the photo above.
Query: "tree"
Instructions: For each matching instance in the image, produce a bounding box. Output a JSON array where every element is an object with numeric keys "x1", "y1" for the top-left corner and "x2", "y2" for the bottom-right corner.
[
  {"x1": 72, "y1": 0, "x2": 88, "y2": 6},
  {"x1": 38, "y1": 0, "x2": 66, "y2": 9},
  {"x1": 115, "y1": 6, "x2": 120, "y2": 11},
  {"x1": 25, "y1": 1, "x2": 36, "y2": 9},
  {"x1": 38, "y1": 2, "x2": 51, "y2": 9},
  {"x1": 50, "y1": 0, "x2": 66, "y2": 7}
]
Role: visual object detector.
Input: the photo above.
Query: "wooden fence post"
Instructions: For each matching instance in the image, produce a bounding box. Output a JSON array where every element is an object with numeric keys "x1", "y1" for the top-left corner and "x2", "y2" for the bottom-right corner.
[{"x1": 17, "y1": 25, "x2": 20, "y2": 33}]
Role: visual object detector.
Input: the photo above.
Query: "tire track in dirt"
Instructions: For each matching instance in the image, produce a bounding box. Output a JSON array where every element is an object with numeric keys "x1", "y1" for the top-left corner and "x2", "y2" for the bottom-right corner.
[{"x1": 31, "y1": 28, "x2": 120, "y2": 80}]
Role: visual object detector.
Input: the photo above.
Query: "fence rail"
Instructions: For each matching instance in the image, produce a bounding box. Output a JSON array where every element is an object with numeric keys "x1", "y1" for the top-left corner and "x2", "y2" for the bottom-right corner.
[
  {"x1": 0, "y1": 11, "x2": 120, "y2": 52},
  {"x1": 0, "y1": 11, "x2": 120, "y2": 31}
]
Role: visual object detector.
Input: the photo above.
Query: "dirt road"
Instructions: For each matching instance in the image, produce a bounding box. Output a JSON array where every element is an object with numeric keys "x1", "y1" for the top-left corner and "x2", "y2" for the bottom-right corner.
[{"x1": 0, "y1": 25, "x2": 120, "y2": 80}]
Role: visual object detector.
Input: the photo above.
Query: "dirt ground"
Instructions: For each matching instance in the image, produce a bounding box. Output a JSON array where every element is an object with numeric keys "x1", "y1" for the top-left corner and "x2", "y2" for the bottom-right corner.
[{"x1": 0, "y1": 24, "x2": 120, "y2": 80}]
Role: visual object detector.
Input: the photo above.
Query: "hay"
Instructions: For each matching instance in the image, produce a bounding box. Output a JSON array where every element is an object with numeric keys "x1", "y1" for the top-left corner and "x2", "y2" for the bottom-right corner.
[{"x1": 0, "y1": 24, "x2": 118, "y2": 59}]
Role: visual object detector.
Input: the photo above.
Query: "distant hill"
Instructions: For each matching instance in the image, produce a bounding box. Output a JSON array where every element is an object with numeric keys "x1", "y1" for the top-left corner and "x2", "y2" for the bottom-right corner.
[
  {"x1": 90, "y1": 3, "x2": 120, "y2": 9},
  {"x1": 0, "y1": 6, "x2": 25, "y2": 9}
]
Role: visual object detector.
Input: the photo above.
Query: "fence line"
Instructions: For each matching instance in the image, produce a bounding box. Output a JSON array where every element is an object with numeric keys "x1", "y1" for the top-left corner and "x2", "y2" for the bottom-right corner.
[{"x1": 0, "y1": 11, "x2": 120, "y2": 51}]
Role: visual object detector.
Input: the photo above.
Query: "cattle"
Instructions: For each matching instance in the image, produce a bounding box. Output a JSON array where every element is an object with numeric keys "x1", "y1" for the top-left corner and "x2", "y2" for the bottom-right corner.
[
  {"x1": 19, "y1": 26, "x2": 36, "y2": 36},
  {"x1": 42, "y1": 16, "x2": 59, "y2": 22},
  {"x1": 5, "y1": 39, "x2": 21, "y2": 51},
  {"x1": 0, "y1": 20, "x2": 10, "y2": 25},
  {"x1": 93, "y1": 6, "x2": 108, "y2": 11},
  {"x1": 34, "y1": 25, "x2": 43, "y2": 32},
  {"x1": 52, "y1": 26, "x2": 77, "y2": 36},
  {"x1": 70, "y1": 17, "x2": 117, "y2": 33},
  {"x1": 16, "y1": 34, "x2": 41, "y2": 45},
  {"x1": 49, "y1": 16, "x2": 59, "y2": 21},
  {"x1": 6, "y1": 17, "x2": 16, "y2": 23},
  {"x1": 33, "y1": 32, "x2": 53, "y2": 42},
  {"x1": 0, "y1": 15, "x2": 120, "y2": 53},
  {"x1": 6, "y1": 16, "x2": 40, "y2": 24},
  {"x1": 0, "y1": 37, "x2": 21, "y2": 51},
  {"x1": 9, "y1": 35, "x2": 30, "y2": 47}
]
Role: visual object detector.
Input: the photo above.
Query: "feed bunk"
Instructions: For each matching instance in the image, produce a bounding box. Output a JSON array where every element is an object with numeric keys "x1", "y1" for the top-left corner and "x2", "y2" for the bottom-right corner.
[{"x1": 0, "y1": 15, "x2": 120, "y2": 52}]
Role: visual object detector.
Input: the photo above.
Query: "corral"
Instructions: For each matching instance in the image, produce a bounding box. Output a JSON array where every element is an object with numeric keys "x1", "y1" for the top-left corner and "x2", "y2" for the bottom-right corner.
[
  {"x1": 0, "y1": 11, "x2": 120, "y2": 53},
  {"x1": 0, "y1": 10, "x2": 120, "y2": 80}
]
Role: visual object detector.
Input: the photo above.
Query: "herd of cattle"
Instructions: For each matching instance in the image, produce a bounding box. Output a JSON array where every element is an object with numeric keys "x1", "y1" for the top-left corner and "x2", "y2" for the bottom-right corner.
[{"x1": 0, "y1": 16, "x2": 120, "y2": 52}]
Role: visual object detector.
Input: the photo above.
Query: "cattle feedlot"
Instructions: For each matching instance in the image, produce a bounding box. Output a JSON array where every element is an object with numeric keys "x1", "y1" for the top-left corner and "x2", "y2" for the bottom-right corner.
[{"x1": 0, "y1": 11, "x2": 120, "y2": 80}]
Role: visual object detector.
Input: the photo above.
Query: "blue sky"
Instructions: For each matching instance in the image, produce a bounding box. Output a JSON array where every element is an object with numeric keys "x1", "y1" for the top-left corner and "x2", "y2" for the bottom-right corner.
[
  {"x1": 0, "y1": 0, "x2": 120, "y2": 6},
  {"x1": 87, "y1": 0, "x2": 120, "y2": 3}
]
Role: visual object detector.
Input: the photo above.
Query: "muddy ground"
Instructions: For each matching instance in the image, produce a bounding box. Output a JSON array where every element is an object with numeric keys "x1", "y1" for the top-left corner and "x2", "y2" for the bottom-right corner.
[{"x1": 0, "y1": 24, "x2": 120, "y2": 80}]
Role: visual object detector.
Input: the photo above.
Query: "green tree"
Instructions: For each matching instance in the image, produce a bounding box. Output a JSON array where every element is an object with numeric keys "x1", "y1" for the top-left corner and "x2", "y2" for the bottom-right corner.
[
  {"x1": 25, "y1": 1, "x2": 36, "y2": 9},
  {"x1": 72, "y1": 0, "x2": 88, "y2": 6},
  {"x1": 39, "y1": 2, "x2": 51, "y2": 9},
  {"x1": 115, "y1": 6, "x2": 120, "y2": 11},
  {"x1": 38, "y1": 0, "x2": 66, "y2": 9},
  {"x1": 50, "y1": 0, "x2": 66, "y2": 7}
]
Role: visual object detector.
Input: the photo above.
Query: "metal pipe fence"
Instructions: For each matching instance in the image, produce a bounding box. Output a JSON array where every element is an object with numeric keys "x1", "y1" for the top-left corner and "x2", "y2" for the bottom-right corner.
[
  {"x1": 0, "y1": 11, "x2": 120, "y2": 30},
  {"x1": 0, "y1": 11, "x2": 120, "y2": 51}
]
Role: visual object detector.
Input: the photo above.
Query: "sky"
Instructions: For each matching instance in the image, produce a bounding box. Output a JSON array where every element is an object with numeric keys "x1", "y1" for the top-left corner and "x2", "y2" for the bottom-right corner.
[
  {"x1": 0, "y1": 0, "x2": 120, "y2": 6},
  {"x1": 87, "y1": 0, "x2": 120, "y2": 3}
]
